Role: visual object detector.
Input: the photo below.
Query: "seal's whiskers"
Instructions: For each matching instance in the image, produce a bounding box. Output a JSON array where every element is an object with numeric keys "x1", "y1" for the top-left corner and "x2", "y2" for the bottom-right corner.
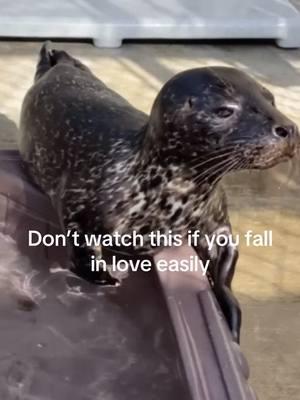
[
  {"x1": 191, "y1": 146, "x2": 242, "y2": 170},
  {"x1": 194, "y1": 154, "x2": 242, "y2": 185},
  {"x1": 208, "y1": 159, "x2": 245, "y2": 189}
]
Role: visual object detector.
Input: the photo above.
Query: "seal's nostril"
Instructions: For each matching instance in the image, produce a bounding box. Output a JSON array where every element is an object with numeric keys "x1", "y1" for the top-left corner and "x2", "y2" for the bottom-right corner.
[{"x1": 273, "y1": 125, "x2": 290, "y2": 138}]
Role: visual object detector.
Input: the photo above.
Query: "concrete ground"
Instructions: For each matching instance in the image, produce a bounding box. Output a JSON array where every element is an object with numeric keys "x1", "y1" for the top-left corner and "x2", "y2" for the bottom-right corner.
[{"x1": 0, "y1": 40, "x2": 300, "y2": 399}]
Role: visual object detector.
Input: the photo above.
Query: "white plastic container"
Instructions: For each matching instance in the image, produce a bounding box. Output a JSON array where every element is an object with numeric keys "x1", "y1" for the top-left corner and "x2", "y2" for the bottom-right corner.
[{"x1": 0, "y1": 0, "x2": 299, "y2": 48}]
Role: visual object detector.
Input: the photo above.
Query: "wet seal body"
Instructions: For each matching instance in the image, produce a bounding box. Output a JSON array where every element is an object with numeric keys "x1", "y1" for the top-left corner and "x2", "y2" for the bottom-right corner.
[{"x1": 19, "y1": 43, "x2": 299, "y2": 342}]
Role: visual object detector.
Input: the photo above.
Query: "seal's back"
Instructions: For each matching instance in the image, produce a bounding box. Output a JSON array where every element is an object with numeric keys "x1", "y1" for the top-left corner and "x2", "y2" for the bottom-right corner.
[{"x1": 19, "y1": 43, "x2": 147, "y2": 193}]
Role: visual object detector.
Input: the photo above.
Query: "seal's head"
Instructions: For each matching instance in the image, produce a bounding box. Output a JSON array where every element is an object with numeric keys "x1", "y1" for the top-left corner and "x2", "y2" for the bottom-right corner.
[{"x1": 148, "y1": 67, "x2": 299, "y2": 180}]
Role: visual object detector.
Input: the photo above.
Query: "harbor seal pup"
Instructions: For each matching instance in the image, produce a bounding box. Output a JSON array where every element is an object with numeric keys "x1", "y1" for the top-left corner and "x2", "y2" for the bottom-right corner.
[{"x1": 19, "y1": 43, "x2": 299, "y2": 342}]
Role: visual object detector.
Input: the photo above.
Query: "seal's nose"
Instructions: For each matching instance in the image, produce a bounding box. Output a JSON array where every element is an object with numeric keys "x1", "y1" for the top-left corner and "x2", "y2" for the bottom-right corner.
[
  {"x1": 273, "y1": 124, "x2": 298, "y2": 139},
  {"x1": 273, "y1": 122, "x2": 300, "y2": 157}
]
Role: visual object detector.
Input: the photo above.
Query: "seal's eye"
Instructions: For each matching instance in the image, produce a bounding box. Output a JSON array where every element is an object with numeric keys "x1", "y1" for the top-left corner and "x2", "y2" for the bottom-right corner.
[{"x1": 214, "y1": 106, "x2": 235, "y2": 119}]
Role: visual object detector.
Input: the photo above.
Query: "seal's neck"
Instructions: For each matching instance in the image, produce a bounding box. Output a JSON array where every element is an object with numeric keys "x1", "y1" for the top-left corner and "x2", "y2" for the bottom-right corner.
[{"x1": 139, "y1": 123, "x2": 226, "y2": 190}]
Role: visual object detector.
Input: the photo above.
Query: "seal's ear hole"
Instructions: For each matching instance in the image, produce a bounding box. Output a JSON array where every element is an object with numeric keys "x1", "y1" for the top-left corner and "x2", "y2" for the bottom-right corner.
[
  {"x1": 214, "y1": 106, "x2": 234, "y2": 119},
  {"x1": 250, "y1": 106, "x2": 259, "y2": 114},
  {"x1": 266, "y1": 93, "x2": 276, "y2": 107},
  {"x1": 261, "y1": 87, "x2": 276, "y2": 107},
  {"x1": 188, "y1": 98, "x2": 194, "y2": 109}
]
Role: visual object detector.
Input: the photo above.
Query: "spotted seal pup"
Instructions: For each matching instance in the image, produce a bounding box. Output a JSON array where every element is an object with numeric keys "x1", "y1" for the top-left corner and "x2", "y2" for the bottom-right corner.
[{"x1": 19, "y1": 43, "x2": 299, "y2": 342}]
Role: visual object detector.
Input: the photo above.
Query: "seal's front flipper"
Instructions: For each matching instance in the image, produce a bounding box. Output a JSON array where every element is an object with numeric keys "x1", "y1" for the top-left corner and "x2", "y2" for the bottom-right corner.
[
  {"x1": 213, "y1": 244, "x2": 241, "y2": 343},
  {"x1": 49, "y1": 175, "x2": 118, "y2": 286},
  {"x1": 195, "y1": 225, "x2": 242, "y2": 343},
  {"x1": 65, "y1": 222, "x2": 119, "y2": 286},
  {"x1": 70, "y1": 245, "x2": 119, "y2": 286}
]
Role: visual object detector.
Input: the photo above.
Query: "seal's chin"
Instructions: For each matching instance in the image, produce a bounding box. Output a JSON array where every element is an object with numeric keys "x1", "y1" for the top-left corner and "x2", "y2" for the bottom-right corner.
[{"x1": 246, "y1": 136, "x2": 299, "y2": 170}]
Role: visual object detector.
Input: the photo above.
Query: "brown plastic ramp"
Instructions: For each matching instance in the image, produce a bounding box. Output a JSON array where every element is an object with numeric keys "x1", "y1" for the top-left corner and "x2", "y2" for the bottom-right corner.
[
  {"x1": 155, "y1": 248, "x2": 257, "y2": 400},
  {"x1": 0, "y1": 150, "x2": 257, "y2": 400}
]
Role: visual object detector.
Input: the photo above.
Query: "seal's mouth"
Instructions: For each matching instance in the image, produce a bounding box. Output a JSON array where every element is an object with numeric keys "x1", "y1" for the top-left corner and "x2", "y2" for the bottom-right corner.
[
  {"x1": 245, "y1": 121, "x2": 300, "y2": 170},
  {"x1": 251, "y1": 154, "x2": 291, "y2": 170},
  {"x1": 250, "y1": 137, "x2": 299, "y2": 170}
]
